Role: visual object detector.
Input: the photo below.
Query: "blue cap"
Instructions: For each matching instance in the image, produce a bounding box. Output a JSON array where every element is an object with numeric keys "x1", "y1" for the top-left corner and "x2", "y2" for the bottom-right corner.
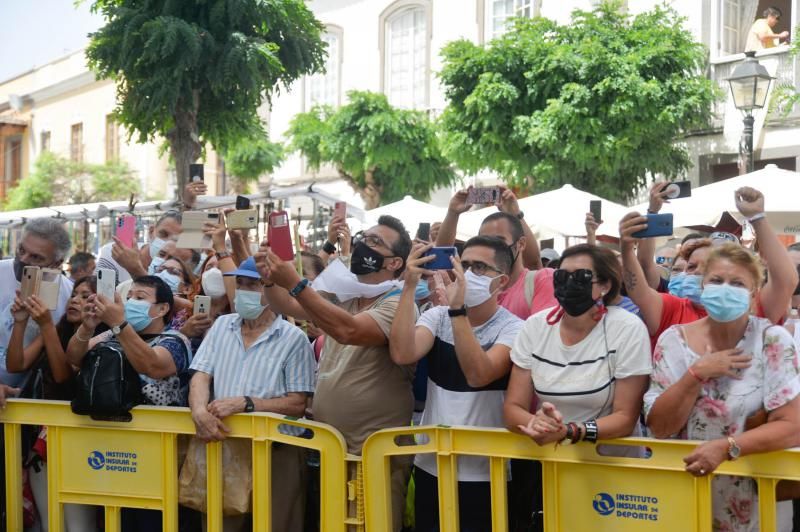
[{"x1": 223, "y1": 256, "x2": 261, "y2": 279}]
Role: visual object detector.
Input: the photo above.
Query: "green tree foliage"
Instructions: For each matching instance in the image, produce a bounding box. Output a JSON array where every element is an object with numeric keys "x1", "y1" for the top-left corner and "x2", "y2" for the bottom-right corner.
[
  {"x1": 438, "y1": 1, "x2": 717, "y2": 202},
  {"x1": 286, "y1": 91, "x2": 456, "y2": 208},
  {"x1": 223, "y1": 135, "x2": 285, "y2": 193},
  {"x1": 87, "y1": 0, "x2": 327, "y2": 197},
  {"x1": 772, "y1": 27, "x2": 800, "y2": 115},
  {"x1": 4, "y1": 152, "x2": 140, "y2": 210}
]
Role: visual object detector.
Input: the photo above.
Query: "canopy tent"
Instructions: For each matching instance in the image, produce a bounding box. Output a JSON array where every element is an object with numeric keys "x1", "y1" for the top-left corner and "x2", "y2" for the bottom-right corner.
[
  {"x1": 632, "y1": 165, "x2": 800, "y2": 235},
  {"x1": 365, "y1": 195, "x2": 448, "y2": 235},
  {"x1": 454, "y1": 184, "x2": 628, "y2": 242}
]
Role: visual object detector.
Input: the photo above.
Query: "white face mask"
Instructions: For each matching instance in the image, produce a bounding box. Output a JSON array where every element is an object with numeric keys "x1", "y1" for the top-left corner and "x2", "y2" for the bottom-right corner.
[
  {"x1": 464, "y1": 270, "x2": 501, "y2": 308},
  {"x1": 201, "y1": 267, "x2": 227, "y2": 298}
]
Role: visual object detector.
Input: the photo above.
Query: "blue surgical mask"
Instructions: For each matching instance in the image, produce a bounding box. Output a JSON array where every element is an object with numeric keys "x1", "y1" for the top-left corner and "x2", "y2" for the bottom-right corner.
[
  {"x1": 148, "y1": 256, "x2": 165, "y2": 276},
  {"x1": 700, "y1": 283, "x2": 751, "y2": 323},
  {"x1": 234, "y1": 289, "x2": 267, "y2": 320},
  {"x1": 149, "y1": 238, "x2": 167, "y2": 259},
  {"x1": 668, "y1": 273, "x2": 686, "y2": 297},
  {"x1": 682, "y1": 274, "x2": 703, "y2": 304},
  {"x1": 125, "y1": 298, "x2": 154, "y2": 331},
  {"x1": 156, "y1": 270, "x2": 182, "y2": 294}
]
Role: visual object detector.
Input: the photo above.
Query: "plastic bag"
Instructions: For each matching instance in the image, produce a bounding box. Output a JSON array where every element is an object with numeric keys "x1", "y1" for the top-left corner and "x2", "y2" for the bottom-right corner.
[{"x1": 178, "y1": 437, "x2": 252, "y2": 516}]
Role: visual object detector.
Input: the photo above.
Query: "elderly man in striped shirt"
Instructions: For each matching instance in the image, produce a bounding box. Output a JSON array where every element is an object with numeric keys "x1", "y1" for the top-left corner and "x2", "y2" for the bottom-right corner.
[{"x1": 188, "y1": 256, "x2": 316, "y2": 532}]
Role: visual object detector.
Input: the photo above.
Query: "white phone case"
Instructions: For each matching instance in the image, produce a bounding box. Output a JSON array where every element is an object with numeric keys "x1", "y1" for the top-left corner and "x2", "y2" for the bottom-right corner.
[
  {"x1": 37, "y1": 269, "x2": 61, "y2": 310},
  {"x1": 97, "y1": 268, "x2": 116, "y2": 302}
]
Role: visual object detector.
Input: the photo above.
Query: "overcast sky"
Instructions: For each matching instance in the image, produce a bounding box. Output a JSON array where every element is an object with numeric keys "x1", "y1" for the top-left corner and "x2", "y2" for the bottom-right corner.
[{"x1": 0, "y1": 0, "x2": 104, "y2": 82}]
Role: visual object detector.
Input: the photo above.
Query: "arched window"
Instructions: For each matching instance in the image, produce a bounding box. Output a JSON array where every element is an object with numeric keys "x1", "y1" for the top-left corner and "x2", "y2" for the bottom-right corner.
[
  {"x1": 380, "y1": 1, "x2": 431, "y2": 109},
  {"x1": 305, "y1": 26, "x2": 343, "y2": 108}
]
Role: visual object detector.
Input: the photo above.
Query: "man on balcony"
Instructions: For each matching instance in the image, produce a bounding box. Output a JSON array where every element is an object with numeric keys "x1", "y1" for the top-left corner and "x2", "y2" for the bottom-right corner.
[{"x1": 745, "y1": 6, "x2": 790, "y2": 52}]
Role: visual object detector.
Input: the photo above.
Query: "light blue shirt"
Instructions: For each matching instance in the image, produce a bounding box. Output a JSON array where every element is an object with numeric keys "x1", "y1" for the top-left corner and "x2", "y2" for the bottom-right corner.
[{"x1": 191, "y1": 313, "x2": 316, "y2": 401}]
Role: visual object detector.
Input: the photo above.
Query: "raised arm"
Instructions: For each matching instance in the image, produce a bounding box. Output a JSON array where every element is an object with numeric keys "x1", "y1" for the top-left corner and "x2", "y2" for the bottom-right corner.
[
  {"x1": 435, "y1": 188, "x2": 470, "y2": 247},
  {"x1": 498, "y1": 187, "x2": 542, "y2": 270},
  {"x1": 389, "y1": 244, "x2": 435, "y2": 365},
  {"x1": 638, "y1": 182, "x2": 671, "y2": 289},
  {"x1": 737, "y1": 187, "x2": 799, "y2": 323},
  {"x1": 619, "y1": 212, "x2": 666, "y2": 336},
  {"x1": 6, "y1": 295, "x2": 40, "y2": 372},
  {"x1": 21, "y1": 295, "x2": 75, "y2": 383}
]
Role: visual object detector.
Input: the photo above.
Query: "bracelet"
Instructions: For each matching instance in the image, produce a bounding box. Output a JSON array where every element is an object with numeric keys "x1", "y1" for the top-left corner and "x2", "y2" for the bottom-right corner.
[
  {"x1": 568, "y1": 422, "x2": 581, "y2": 444},
  {"x1": 583, "y1": 419, "x2": 598, "y2": 443},
  {"x1": 322, "y1": 241, "x2": 337, "y2": 255},
  {"x1": 687, "y1": 365, "x2": 707, "y2": 384},
  {"x1": 215, "y1": 251, "x2": 232, "y2": 260},
  {"x1": 75, "y1": 328, "x2": 93, "y2": 342},
  {"x1": 289, "y1": 278, "x2": 310, "y2": 298},
  {"x1": 747, "y1": 213, "x2": 765, "y2": 224},
  {"x1": 559, "y1": 423, "x2": 575, "y2": 446}
]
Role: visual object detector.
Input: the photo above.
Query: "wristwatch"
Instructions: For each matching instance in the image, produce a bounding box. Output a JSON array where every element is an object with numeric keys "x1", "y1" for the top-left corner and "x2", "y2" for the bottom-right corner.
[
  {"x1": 726, "y1": 436, "x2": 741, "y2": 461},
  {"x1": 447, "y1": 306, "x2": 467, "y2": 317},
  {"x1": 516, "y1": 211, "x2": 524, "y2": 220},
  {"x1": 290, "y1": 278, "x2": 310, "y2": 298},
  {"x1": 243, "y1": 396, "x2": 255, "y2": 413},
  {"x1": 111, "y1": 321, "x2": 129, "y2": 336}
]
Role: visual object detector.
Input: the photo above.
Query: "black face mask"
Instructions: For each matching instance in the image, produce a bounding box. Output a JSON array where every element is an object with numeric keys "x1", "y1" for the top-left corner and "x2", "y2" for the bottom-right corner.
[
  {"x1": 13, "y1": 256, "x2": 27, "y2": 283},
  {"x1": 553, "y1": 269, "x2": 597, "y2": 317},
  {"x1": 350, "y1": 241, "x2": 390, "y2": 275}
]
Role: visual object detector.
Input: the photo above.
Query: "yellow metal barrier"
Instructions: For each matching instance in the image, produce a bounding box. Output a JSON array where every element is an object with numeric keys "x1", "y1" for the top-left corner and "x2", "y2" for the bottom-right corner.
[
  {"x1": 1, "y1": 399, "x2": 349, "y2": 532},
  {"x1": 362, "y1": 425, "x2": 800, "y2": 531}
]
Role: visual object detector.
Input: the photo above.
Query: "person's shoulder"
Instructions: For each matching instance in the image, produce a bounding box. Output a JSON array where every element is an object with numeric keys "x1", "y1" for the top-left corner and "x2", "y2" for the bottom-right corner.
[
  {"x1": 494, "y1": 305, "x2": 524, "y2": 326},
  {"x1": 160, "y1": 328, "x2": 191, "y2": 344},
  {"x1": 420, "y1": 304, "x2": 447, "y2": 320},
  {"x1": 275, "y1": 316, "x2": 311, "y2": 342}
]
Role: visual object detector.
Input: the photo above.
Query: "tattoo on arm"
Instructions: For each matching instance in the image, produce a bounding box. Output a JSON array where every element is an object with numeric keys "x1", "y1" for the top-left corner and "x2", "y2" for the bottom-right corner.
[{"x1": 623, "y1": 269, "x2": 637, "y2": 291}]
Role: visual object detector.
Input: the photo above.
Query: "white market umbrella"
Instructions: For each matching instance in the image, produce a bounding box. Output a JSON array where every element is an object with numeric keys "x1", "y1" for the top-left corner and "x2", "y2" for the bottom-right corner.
[{"x1": 365, "y1": 195, "x2": 448, "y2": 236}]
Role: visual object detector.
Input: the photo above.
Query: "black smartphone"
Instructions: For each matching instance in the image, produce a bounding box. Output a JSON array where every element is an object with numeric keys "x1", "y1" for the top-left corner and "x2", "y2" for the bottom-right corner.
[
  {"x1": 589, "y1": 200, "x2": 602, "y2": 222},
  {"x1": 236, "y1": 195, "x2": 251, "y2": 210},
  {"x1": 664, "y1": 180, "x2": 691, "y2": 199},
  {"x1": 416, "y1": 223, "x2": 431, "y2": 242},
  {"x1": 189, "y1": 163, "x2": 204, "y2": 183}
]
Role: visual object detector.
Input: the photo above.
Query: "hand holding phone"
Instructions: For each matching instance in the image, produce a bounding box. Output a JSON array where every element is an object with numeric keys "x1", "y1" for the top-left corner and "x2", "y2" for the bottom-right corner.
[
  {"x1": 589, "y1": 200, "x2": 602, "y2": 223},
  {"x1": 664, "y1": 181, "x2": 691, "y2": 199},
  {"x1": 466, "y1": 186, "x2": 501, "y2": 206},
  {"x1": 189, "y1": 164, "x2": 204, "y2": 183},
  {"x1": 115, "y1": 215, "x2": 137, "y2": 248},
  {"x1": 97, "y1": 268, "x2": 116, "y2": 302},
  {"x1": 631, "y1": 213, "x2": 674, "y2": 239},
  {"x1": 193, "y1": 295, "x2": 211, "y2": 315},
  {"x1": 268, "y1": 210, "x2": 295, "y2": 262},
  {"x1": 334, "y1": 201, "x2": 347, "y2": 220}
]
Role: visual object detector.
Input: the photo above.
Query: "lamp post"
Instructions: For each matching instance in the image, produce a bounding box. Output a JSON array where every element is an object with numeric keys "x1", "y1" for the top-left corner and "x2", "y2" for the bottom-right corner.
[{"x1": 726, "y1": 51, "x2": 774, "y2": 174}]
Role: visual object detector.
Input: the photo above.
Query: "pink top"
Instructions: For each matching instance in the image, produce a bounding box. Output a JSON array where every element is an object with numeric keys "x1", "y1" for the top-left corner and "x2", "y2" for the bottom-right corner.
[{"x1": 497, "y1": 267, "x2": 557, "y2": 320}]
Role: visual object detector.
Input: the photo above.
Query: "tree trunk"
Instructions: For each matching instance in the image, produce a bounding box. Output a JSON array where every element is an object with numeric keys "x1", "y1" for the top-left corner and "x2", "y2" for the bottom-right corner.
[
  {"x1": 337, "y1": 167, "x2": 382, "y2": 209},
  {"x1": 166, "y1": 90, "x2": 202, "y2": 200}
]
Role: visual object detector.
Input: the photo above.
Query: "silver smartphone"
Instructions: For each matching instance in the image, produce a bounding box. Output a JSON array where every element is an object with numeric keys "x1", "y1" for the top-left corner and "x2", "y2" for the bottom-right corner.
[
  {"x1": 96, "y1": 268, "x2": 116, "y2": 302},
  {"x1": 193, "y1": 295, "x2": 211, "y2": 315}
]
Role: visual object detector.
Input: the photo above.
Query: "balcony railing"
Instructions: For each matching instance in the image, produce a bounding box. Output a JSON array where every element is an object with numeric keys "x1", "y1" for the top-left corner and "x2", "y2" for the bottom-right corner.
[{"x1": 709, "y1": 46, "x2": 800, "y2": 128}]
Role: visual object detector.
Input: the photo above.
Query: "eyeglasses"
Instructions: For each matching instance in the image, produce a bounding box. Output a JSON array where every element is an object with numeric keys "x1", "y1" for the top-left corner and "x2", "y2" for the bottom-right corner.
[
  {"x1": 354, "y1": 231, "x2": 393, "y2": 252},
  {"x1": 461, "y1": 260, "x2": 503, "y2": 276},
  {"x1": 553, "y1": 268, "x2": 595, "y2": 285}
]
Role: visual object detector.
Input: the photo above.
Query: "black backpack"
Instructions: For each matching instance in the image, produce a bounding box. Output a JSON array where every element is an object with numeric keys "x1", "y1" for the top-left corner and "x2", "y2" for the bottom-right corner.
[{"x1": 71, "y1": 341, "x2": 143, "y2": 421}]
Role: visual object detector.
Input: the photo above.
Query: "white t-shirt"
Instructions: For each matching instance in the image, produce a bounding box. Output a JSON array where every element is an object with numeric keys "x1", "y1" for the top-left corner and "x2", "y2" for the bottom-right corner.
[
  {"x1": 414, "y1": 305, "x2": 523, "y2": 481},
  {"x1": 510, "y1": 306, "x2": 651, "y2": 425},
  {"x1": 0, "y1": 258, "x2": 73, "y2": 387}
]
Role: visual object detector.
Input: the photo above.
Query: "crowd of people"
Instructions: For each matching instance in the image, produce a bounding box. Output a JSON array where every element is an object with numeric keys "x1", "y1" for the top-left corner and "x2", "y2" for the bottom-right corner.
[{"x1": 0, "y1": 179, "x2": 799, "y2": 532}]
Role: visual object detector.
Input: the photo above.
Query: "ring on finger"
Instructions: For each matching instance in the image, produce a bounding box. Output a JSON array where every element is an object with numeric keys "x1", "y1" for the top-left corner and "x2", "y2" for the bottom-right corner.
[{"x1": 699, "y1": 469, "x2": 706, "y2": 475}]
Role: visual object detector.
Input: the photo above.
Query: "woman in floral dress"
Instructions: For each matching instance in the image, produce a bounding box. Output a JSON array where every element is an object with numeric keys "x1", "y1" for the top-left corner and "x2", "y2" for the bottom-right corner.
[{"x1": 644, "y1": 243, "x2": 800, "y2": 531}]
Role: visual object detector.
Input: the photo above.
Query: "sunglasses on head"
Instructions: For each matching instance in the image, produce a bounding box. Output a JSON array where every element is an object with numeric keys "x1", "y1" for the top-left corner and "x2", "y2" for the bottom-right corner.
[{"x1": 553, "y1": 268, "x2": 594, "y2": 285}]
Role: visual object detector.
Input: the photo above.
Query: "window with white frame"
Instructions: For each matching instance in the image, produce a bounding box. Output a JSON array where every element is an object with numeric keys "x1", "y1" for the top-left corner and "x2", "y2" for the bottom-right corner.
[
  {"x1": 306, "y1": 29, "x2": 342, "y2": 108},
  {"x1": 486, "y1": 0, "x2": 541, "y2": 40},
  {"x1": 385, "y1": 6, "x2": 428, "y2": 109}
]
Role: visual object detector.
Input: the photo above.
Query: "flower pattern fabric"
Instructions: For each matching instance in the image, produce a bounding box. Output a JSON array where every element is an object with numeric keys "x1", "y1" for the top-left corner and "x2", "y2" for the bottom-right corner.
[{"x1": 643, "y1": 317, "x2": 800, "y2": 532}]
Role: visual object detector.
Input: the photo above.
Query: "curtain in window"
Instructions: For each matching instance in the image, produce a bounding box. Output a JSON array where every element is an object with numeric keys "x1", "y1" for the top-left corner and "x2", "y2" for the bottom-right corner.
[{"x1": 386, "y1": 8, "x2": 427, "y2": 109}]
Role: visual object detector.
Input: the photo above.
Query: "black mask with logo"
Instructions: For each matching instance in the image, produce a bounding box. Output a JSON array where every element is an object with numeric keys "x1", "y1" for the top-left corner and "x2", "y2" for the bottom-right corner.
[
  {"x1": 350, "y1": 241, "x2": 389, "y2": 275},
  {"x1": 553, "y1": 269, "x2": 597, "y2": 317}
]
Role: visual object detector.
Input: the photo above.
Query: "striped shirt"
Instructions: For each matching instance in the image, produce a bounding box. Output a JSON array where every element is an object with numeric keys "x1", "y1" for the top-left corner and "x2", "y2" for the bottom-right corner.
[{"x1": 191, "y1": 314, "x2": 316, "y2": 401}]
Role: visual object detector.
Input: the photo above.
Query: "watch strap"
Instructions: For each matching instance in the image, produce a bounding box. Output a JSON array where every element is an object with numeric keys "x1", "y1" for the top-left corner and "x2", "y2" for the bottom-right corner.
[
  {"x1": 243, "y1": 396, "x2": 255, "y2": 413},
  {"x1": 290, "y1": 278, "x2": 310, "y2": 298},
  {"x1": 322, "y1": 241, "x2": 337, "y2": 254},
  {"x1": 447, "y1": 306, "x2": 467, "y2": 317},
  {"x1": 112, "y1": 321, "x2": 129, "y2": 335}
]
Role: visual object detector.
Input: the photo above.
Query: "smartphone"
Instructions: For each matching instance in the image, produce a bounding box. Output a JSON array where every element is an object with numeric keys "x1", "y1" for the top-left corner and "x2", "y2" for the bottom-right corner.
[
  {"x1": 21, "y1": 266, "x2": 40, "y2": 299},
  {"x1": 632, "y1": 213, "x2": 674, "y2": 239},
  {"x1": 115, "y1": 214, "x2": 137, "y2": 248},
  {"x1": 37, "y1": 268, "x2": 61, "y2": 310},
  {"x1": 193, "y1": 295, "x2": 211, "y2": 315},
  {"x1": 268, "y1": 210, "x2": 295, "y2": 262},
  {"x1": 227, "y1": 209, "x2": 258, "y2": 230},
  {"x1": 189, "y1": 163, "x2": 204, "y2": 183},
  {"x1": 236, "y1": 195, "x2": 251, "y2": 210},
  {"x1": 589, "y1": 200, "x2": 602, "y2": 222},
  {"x1": 664, "y1": 180, "x2": 691, "y2": 199},
  {"x1": 97, "y1": 268, "x2": 116, "y2": 302},
  {"x1": 176, "y1": 211, "x2": 220, "y2": 249},
  {"x1": 334, "y1": 201, "x2": 347, "y2": 220},
  {"x1": 416, "y1": 222, "x2": 431, "y2": 242},
  {"x1": 424, "y1": 247, "x2": 457, "y2": 270},
  {"x1": 466, "y1": 186, "x2": 501, "y2": 206}
]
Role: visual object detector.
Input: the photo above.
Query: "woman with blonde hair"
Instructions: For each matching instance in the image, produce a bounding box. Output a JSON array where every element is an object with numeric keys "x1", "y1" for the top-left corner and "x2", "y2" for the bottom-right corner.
[{"x1": 645, "y1": 243, "x2": 800, "y2": 531}]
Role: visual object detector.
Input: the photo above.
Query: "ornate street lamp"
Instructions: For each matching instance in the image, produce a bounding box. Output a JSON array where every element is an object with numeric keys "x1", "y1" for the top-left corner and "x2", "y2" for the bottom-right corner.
[{"x1": 726, "y1": 51, "x2": 774, "y2": 174}]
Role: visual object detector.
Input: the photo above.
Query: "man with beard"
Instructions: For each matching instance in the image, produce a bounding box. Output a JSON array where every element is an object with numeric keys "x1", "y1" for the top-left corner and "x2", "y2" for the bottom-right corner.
[{"x1": 257, "y1": 214, "x2": 413, "y2": 532}]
